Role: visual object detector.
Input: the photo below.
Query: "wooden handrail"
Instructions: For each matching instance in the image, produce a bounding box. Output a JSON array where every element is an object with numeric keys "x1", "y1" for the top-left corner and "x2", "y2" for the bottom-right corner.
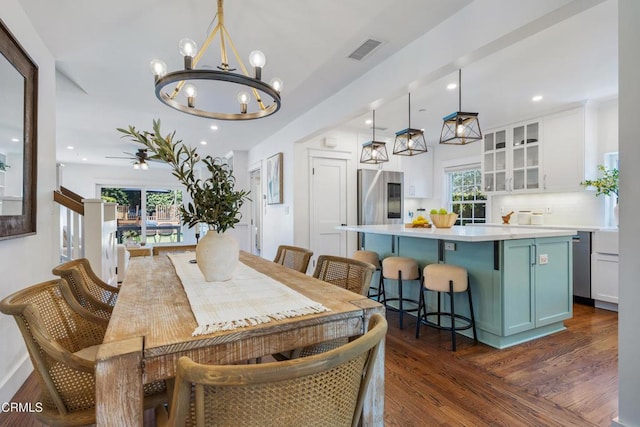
[
  {"x1": 60, "y1": 186, "x2": 84, "y2": 204},
  {"x1": 53, "y1": 190, "x2": 84, "y2": 215}
]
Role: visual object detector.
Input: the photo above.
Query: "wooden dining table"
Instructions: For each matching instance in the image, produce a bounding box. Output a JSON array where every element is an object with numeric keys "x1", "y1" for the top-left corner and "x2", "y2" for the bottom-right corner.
[{"x1": 95, "y1": 251, "x2": 385, "y2": 426}]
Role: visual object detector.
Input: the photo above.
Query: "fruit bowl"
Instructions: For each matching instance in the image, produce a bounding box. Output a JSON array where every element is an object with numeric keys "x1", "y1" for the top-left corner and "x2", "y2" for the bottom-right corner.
[{"x1": 429, "y1": 213, "x2": 459, "y2": 228}]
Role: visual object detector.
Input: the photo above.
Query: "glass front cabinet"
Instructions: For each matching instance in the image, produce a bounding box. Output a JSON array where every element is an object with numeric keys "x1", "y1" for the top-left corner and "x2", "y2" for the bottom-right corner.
[{"x1": 482, "y1": 120, "x2": 541, "y2": 194}]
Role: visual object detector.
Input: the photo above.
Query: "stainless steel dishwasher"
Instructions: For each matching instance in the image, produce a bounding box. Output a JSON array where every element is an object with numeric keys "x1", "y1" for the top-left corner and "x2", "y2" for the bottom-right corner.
[{"x1": 573, "y1": 231, "x2": 593, "y2": 305}]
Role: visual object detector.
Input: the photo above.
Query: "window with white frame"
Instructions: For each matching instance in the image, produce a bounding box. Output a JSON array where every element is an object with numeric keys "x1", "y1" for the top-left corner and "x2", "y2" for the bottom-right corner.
[{"x1": 446, "y1": 164, "x2": 487, "y2": 225}]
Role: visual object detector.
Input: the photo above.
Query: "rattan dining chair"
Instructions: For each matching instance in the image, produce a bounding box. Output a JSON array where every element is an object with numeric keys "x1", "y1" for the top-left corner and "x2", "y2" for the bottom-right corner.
[
  {"x1": 313, "y1": 255, "x2": 376, "y2": 296},
  {"x1": 0, "y1": 279, "x2": 167, "y2": 426},
  {"x1": 52, "y1": 258, "x2": 118, "y2": 321},
  {"x1": 273, "y1": 245, "x2": 313, "y2": 273},
  {"x1": 157, "y1": 313, "x2": 387, "y2": 427},
  {"x1": 276, "y1": 255, "x2": 377, "y2": 360}
]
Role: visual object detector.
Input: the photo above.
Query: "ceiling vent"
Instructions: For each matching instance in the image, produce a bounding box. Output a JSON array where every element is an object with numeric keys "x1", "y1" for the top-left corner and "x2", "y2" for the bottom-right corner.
[{"x1": 348, "y1": 39, "x2": 382, "y2": 61}]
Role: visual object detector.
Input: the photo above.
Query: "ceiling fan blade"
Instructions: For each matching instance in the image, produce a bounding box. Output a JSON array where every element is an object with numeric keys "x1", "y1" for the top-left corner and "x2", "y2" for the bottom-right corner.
[{"x1": 105, "y1": 155, "x2": 135, "y2": 159}]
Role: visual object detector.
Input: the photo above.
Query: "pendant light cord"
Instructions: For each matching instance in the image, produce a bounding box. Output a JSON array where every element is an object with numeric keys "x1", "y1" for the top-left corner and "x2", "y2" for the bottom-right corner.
[
  {"x1": 373, "y1": 110, "x2": 376, "y2": 141},
  {"x1": 458, "y1": 69, "x2": 462, "y2": 111},
  {"x1": 408, "y1": 93, "x2": 411, "y2": 129}
]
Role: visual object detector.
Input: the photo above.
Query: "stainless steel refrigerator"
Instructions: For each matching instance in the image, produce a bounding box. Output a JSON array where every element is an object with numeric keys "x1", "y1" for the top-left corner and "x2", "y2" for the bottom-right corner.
[{"x1": 357, "y1": 169, "x2": 404, "y2": 226}]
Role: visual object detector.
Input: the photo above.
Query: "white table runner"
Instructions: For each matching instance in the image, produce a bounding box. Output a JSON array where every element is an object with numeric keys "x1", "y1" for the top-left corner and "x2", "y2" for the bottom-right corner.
[{"x1": 168, "y1": 253, "x2": 330, "y2": 336}]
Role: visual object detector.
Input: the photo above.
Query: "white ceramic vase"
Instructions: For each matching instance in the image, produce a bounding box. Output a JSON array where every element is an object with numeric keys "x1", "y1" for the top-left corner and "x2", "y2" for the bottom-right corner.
[
  {"x1": 614, "y1": 201, "x2": 619, "y2": 227},
  {"x1": 195, "y1": 231, "x2": 239, "y2": 282}
]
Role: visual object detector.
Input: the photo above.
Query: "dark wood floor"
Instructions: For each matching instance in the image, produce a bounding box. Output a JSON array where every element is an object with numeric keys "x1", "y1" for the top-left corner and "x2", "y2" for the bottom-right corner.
[{"x1": 0, "y1": 303, "x2": 617, "y2": 427}]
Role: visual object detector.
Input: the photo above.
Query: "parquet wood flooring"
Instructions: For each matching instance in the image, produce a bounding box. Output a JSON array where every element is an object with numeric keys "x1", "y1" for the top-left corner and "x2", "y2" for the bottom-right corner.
[{"x1": 0, "y1": 303, "x2": 617, "y2": 426}]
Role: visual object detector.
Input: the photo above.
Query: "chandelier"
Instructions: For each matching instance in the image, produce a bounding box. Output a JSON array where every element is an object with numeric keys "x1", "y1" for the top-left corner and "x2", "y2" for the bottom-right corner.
[
  {"x1": 393, "y1": 93, "x2": 428, "y2": 156},
  {"x1": 360, "y1": 110, "x2": 389, "y2": 164},
  {"x1": 149, "y1": 0, "x2": 282, "y2": 120},
  {"x1": 439, "y1": 69, "x2": 482, "y2": 145}
]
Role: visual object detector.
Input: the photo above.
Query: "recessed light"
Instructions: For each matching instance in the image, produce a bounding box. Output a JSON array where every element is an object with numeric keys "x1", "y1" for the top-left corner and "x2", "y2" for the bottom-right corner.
[
  {"x1": 365, "y1": 119, "x2": 373, "y2": 125},
  {"x1": 210, "y1": 125, "x2": 218, "y2": 131},
  {"x1": 532, "y1": 95, "x2": 543, "y2": 102},
  {"x1": 11, "y1": 138, "x2": 19, "y2": 142},
  {"x1": 447, "y1": 83, "x2": 457, "y2": 90},
  {"x1": 67, "y1": 145, "x2": 74, "y2": 150},
  {"x1": 200, "y1": 140, "x2": 207, "y2": 145},
  {"x1": 81, "y1": 157, "x2": 88, "y2": 161}
]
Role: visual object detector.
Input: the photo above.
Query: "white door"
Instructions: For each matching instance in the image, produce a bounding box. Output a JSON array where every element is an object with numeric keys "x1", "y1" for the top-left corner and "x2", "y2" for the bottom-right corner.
[
  {"x1": 249, "y1": 169, "x2": 262, "y2": 256},
  {"x1": 310, "y1": 156, "x2": 347, "y2": 269}
]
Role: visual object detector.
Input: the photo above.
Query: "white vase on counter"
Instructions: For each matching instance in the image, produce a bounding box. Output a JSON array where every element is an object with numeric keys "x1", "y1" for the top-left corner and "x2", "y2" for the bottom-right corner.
[{"x1": 613, "y1": 201, "x2": 619, "y2": 227}]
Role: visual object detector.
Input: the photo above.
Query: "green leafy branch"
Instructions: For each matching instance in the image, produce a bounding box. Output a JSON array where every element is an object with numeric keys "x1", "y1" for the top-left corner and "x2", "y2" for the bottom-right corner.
[
  {"x1": 117, "y1": 119, "x2": 250, "y2": 233},
  {"x1": 581, "y1": 165, "x2": 619, "y2": 198}
]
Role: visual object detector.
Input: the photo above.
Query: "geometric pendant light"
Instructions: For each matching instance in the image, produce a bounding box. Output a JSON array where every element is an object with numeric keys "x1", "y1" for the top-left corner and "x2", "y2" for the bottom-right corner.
[
  {"x1": 439, "y1": 69, "x2": 482, "y2": 145},
  {"x1": 393, "y1": 93, "x2": 428, "y2": 156},
  {"x1": 360, "y1": 110, "x2": 389, "y2": 164}
]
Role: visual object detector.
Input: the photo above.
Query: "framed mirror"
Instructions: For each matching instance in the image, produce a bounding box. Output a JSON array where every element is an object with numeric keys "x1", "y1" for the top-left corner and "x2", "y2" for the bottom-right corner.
[{"x1": 0, "y1": 18, "x2": 38, "y2": 240}]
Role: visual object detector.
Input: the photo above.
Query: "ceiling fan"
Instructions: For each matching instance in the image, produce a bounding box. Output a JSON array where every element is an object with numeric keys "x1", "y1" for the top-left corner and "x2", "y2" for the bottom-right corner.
[{"x1": 106, "y1": 148, "x2": 158, "y2": 169}]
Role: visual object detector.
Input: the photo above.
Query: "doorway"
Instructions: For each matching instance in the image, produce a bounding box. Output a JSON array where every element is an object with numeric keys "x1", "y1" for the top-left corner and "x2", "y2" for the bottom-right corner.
[
  {"x1": 249, "y1": 168, "x2": 262, "y2": 256},
  {"x1": 309, "y1": 156, "x2": 347, "y2": 268}
]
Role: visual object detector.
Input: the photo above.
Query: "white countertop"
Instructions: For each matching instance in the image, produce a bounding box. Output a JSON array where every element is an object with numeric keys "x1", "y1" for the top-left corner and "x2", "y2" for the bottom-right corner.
[{"x1": 337, "y1": 224, "x2": 576, "y2": 242}]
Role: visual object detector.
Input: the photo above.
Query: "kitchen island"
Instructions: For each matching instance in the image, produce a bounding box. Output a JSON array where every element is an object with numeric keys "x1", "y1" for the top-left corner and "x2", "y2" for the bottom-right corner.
[{"x1": 338, "y1": 224, "x2": 576, "y2": 349}]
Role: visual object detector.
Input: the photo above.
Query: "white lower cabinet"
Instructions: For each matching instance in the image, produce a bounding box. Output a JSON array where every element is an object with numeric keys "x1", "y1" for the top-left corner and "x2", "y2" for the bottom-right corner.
[
  {"x1": 591, "y1": 253, "x2": 618, "y2": 304},
  {"x1": 591, "y1": 230, "x2": 619, "y2": 311}
]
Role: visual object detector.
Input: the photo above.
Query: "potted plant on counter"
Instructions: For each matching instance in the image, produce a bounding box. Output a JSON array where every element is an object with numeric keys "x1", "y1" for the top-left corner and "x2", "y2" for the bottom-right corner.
[
  {"x1": 118, "y1": 119, "x2": 250, "y2": 281},
  {"x1": 581, "y1": 164, "x2": 619, "y2": 225}
]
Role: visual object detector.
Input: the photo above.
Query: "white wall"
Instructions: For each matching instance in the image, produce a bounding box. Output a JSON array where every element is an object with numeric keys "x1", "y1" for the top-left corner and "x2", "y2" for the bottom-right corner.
[
  {"x1": 247, "y1": 139, "x2": 294, "y2": 261},
  {"x1": 0, "y1": 1, "x2": 58, "y2": 403},
  {"x1": 617, "y1": 1, "x2": 640, "y2": 425}
]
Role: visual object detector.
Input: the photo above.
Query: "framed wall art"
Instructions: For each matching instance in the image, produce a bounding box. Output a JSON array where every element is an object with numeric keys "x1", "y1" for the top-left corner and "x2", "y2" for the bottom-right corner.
[{"x1": 266, "y1": 152, "x2": 283, "y2": 204}]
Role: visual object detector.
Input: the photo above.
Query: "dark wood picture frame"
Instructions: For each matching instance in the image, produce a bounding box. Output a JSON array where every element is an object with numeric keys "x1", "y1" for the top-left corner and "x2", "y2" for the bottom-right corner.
[{"x1": 0, "y1": 18, "x2": 38, "y2": 240}]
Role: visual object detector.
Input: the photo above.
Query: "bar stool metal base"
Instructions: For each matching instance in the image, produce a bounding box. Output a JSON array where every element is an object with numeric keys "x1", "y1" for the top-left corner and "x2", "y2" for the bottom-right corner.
[
  {"x1": 381, "y1": 270, "x2": 420, "y2": 330},
  {"x1": 415, "y1": 279, "x2": 477, "y2": 351}
]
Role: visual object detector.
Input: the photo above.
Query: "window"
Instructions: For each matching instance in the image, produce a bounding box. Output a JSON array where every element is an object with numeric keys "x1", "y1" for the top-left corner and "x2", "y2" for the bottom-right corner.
[
  {"x1": 101, "y1": 186, "x2": 184, "y2": 244},
  {"x1": 446, "y1": 166, "x2": 487, "y2": 225}
]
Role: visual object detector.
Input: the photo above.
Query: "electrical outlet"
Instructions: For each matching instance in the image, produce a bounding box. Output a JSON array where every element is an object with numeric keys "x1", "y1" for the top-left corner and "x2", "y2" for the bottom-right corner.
[
  {"x1": 500, "y1": 206, "x2": 506, "y2": 214},
  {"x1": 545, "y1": 207, "x2": 552, "y2": 214},
  {"x1": 539, "y1": 253, "x2": 549, "y2": 265},
  {"x1": 444, "y1": 242, "x2": 456, "y2": 251}
]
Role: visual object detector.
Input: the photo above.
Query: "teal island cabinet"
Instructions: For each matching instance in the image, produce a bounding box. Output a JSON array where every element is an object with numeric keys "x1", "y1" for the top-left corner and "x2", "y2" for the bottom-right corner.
[{"x1": 338, "y1": 224, "x2": 575, "y2": 349}]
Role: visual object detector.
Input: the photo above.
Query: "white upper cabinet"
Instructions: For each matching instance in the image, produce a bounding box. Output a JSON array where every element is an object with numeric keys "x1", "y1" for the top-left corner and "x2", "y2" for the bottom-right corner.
[
  {"x1": 482, "y1": 105, "x2": 596, "y2": 195},
  {"x1": 399, "y1": 148, "x2": 433, "y2": 199},
  {"x1": 542, "y1": 105, "x2": 597, "y2": 192},
  {"x1": 482, "y1": 120, "x2": 541, "y2": 194}
]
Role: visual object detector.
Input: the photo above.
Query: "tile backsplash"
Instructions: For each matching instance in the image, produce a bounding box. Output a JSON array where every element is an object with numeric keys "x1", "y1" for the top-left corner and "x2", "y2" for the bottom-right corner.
[{"x1": 490, "y1": 191, "x2": 607, "y2": 227}]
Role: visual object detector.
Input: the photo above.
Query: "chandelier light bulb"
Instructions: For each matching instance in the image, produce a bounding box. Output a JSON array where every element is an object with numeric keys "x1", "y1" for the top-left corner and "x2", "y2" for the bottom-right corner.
[
  {"x1": 149, "y1": 59, "x2": 167, "y2": 77},
  {"x1": 237, "y1": 91, "x2": 250, "y2": 105},
  {"x1": 133, "y1": 163, "x2": 141, "y2": 170},
  {"x1": 457, "y1": 124, "x2": 466, "y2": 135},
  {"x1": 179, "y1": 38, "x2": 198, "y2": 57},
  {"x1": 238, "y1": 91, "x2": 250, "y2": 114},
  {"x1": 249, "y1": 50, "x2": 266, "y2": 68},
  {"x1": 270, "y1": 77, "x2": 283, "y2": 93},
  {"x1": 184, "y1": 84, "x2": 197, "y2": 98},
  {"x1": 140, "y1": 162, "x2": 149, "y2": 170}
]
